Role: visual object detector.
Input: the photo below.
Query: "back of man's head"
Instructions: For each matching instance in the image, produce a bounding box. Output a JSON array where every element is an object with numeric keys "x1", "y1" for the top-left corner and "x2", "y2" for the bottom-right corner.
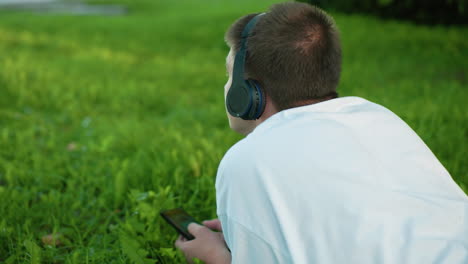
[{"x1": 225, "y1": 2, "x2": 342, "y2": 111}]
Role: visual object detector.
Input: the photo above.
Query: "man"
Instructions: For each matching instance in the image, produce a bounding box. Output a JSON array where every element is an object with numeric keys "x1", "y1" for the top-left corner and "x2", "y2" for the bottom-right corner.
[{"x1": 175, "y1": 2, "x2": 468, "y2": 263}]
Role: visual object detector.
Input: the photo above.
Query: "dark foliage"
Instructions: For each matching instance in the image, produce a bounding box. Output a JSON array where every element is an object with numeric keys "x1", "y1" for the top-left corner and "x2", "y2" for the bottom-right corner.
[{"x1": 298, "y1": 0, "x2": 468, "y2": 25}]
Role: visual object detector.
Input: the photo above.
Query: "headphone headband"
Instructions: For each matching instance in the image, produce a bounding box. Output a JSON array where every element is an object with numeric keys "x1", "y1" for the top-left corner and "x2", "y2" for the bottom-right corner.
[{"x1": 231, "y1": 13, "x2": 265, "y2": 87}]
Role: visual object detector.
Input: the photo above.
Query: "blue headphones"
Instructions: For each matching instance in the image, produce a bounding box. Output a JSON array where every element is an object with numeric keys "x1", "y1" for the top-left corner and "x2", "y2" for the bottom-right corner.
[{"x1": 226, "y1": 13, "x2": 266, "y2": 120}]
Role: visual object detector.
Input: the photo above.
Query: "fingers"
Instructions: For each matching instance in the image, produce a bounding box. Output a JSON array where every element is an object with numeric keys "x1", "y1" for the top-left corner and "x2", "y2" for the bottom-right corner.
[
  {"x1": 202, "y1": 219, "x2": 222, "y2": 231},
  {"x1": 175, "y1": 224, "x2": 229, "y2": 264},
  {"x1": 175, "y1": 235, "x2": 195, "y2": 264},
  {"x1": 175, "y1": 235, "x2": 185, "y2": 249},
  {"x1": 187, "y1": 222, "x2": 204, "y2": 237}
]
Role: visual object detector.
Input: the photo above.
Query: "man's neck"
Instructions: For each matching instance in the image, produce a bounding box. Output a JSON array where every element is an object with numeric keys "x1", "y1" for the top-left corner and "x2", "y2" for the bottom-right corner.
[
  {"x1": 247, "y1": 96, "x2": 337, "y2": 136},
  {"x1": 291, "y1": 95, "x2": 337, "y2": 108},
  {"x1": 256, "y1": 96, "x2": 336, "y2": 124},
  {"x1": 256, "y1": 98, "x2": 279, "y2": 126}
]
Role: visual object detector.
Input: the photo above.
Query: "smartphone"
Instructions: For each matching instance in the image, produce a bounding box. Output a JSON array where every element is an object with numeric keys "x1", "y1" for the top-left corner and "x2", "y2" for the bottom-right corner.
[{"x1": 160, "y1": 208, "x2": 198, "y2": 240}]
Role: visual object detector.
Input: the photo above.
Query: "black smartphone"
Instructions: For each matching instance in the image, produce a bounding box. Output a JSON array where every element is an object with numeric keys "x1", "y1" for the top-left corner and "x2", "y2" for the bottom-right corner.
[{"x1": 160, "y1": 208, "x2": 198, "y2": 240}]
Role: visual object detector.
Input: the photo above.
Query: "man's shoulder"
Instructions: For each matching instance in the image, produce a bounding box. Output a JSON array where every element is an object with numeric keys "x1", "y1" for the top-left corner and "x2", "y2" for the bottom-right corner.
[
  {"x1": 219, "y1": 97, "x2": 385, "y2": 164},
  {"x1": 218, "y1": 136, "x2": 255, "y2": 172},
  {"x1": 217, "y1": 96, "x2": 405, "y2": 175}
]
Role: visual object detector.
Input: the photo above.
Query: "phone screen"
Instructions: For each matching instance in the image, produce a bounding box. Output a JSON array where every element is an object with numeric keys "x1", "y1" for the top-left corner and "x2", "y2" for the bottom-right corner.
[{"x1": 160, "y1": 208, "x2": 198, "y2": 240}]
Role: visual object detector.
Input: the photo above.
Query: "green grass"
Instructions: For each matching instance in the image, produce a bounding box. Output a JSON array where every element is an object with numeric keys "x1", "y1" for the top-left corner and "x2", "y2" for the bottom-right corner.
[{"x1": 0, "y1": 0, "x2": 467, "y2": 263}]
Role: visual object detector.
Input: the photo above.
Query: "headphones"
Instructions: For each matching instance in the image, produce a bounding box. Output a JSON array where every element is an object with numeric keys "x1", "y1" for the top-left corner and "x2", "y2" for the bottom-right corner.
[{"x1": 226, "y1": 13, "x2": 266, "y2": 120}]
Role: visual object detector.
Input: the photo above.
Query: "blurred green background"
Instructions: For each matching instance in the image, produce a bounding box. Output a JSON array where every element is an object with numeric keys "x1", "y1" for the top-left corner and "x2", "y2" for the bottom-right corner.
[{"x1": 0, "y1": 0, "x2": 467, "y2": 263}]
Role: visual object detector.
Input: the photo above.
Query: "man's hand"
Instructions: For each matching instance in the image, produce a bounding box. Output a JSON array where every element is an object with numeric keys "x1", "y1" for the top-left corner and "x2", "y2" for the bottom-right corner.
[{"x1": 175, "y1": 219, "x2": 231, "y2": 264}]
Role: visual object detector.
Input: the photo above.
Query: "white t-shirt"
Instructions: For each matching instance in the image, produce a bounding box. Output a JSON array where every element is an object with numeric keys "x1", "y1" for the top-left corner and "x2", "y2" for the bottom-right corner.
[{"x1": 216, "y1": 97, "x2": 468, "y2": 264}]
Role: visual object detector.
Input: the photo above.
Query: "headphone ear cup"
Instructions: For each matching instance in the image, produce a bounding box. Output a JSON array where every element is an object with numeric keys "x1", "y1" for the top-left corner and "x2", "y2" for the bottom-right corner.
[{"x1": 247, "y1": 79, "x2": 266, "y2": 120}]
